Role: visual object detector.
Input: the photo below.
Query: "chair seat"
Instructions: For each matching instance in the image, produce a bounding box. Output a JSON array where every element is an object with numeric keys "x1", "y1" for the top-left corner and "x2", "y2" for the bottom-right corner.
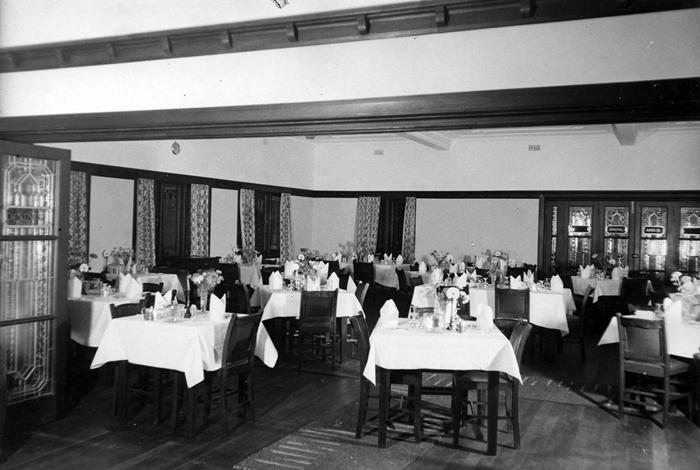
[
  {"x1": 625, "y1": 358, "x2": 691, "y2": 377},
  {"x1": 456, "y1": 370, "x2": 512, "y2": 386}
]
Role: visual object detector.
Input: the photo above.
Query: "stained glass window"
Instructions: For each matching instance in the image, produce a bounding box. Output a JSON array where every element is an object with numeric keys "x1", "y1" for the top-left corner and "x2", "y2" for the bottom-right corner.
[
  {"x1": 604, "y1": 206, "x2": 629, "y2": 266},
  {"x1": 679, "y1": 207, "x2": 700, "y2": 275},
  {"x1": 550, "y1": 205, "x2": 558, "y2": 270},
  {"x1": 1, "y1": 155, "x2": 56, "y2": 236},
  {"x1": 568, "y1": 206, "x2": 592, "y2": 267},
  {"x1": 640, "y1": 206, "x2": 667, "y2": 274}
]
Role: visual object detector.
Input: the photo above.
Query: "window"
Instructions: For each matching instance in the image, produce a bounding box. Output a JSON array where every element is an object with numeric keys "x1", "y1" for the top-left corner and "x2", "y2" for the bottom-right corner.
[
  {"x1": 376, "y1": 197, "x2": 405, "y2": 256},
  {"x1": 254, "y1": 191, "x2": 280, "y2": 258}
]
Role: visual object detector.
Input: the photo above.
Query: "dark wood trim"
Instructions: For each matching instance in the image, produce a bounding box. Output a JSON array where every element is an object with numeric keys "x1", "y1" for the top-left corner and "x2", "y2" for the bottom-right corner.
[
  {"x1": 1, "y1": 0, "x2": 695, "y2": 73},
  {"x1": 3, "y1": 78, "x2": 699, "y2": 143}
]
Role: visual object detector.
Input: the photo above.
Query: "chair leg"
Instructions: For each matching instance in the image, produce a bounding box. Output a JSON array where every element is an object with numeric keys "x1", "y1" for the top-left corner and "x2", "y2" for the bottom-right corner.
[
  {"x1": 619, "y1": 371, "x2": 625, "y2": 420},
  {"x1": 221, "y1": 373, "x2": 229, "y2": 434},
  {"x1": 171, "y1": 373, "x2": 182, "y2": 430},
  {"x1": 452, "y1": 375, "x2": 462, "y2": 447},
  {"x1": 356, "y1": 379, "x2": 369, "y2": 439},
  {"x1": 413, "y1": 377, "x2": 422, "y2": 442},
  {"x1": 662, "y1": 374, "x2": 670, "y2": 428},
  {"x1": 512, "y1": 382, "x2": 520, "y2": 449},
  {"x1": 331, "y1": 332, "x2": 337, "y2": 371},
  {"x1": 248, "y1": 368, "x2": 255, "y2": 422}
]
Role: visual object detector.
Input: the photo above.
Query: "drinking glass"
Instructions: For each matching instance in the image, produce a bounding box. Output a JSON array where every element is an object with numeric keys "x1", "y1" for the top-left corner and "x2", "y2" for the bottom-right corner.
[{"x1": 407, "y1": 305, "x2": 419, "y2": 328}]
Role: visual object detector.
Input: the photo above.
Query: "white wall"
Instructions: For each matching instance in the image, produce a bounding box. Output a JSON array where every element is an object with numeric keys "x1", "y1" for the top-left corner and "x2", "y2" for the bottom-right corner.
[
  {"x1": 310, "y1": 198, "x2": 357, "y2": 256},
  {"x1": 210, "y1": 188, "x2": 238, "y2": 258},
  {"x1": 415, "y1": 199, "x2": 540, "y2": 265},
  {"x1": 88, "y1": 176, "x2": 133, "y2": 271},
  {"x1": 3, "y1": 10, "x2": 699, "y2": 116},
  {"x1": 290, "y1": 196, "x2": 313, "y2": 255}
]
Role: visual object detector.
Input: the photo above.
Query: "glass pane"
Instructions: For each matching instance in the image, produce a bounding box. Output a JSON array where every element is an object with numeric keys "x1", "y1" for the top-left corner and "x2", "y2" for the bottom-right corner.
[
  {"x1": 604, "y1": 206, "x2": 629, "y2": 264},
  {"x1": 640, "y1": 206, "x2": 667, "y2": 239},
  {"x1": 679, "y1": 207, "x2": 700, "y2": 274},
  {"x1": 568, "y1": 206, "x2": 591, "y2": 237},
  {"x1": 1, "y1": 154, "x2": 57, "y2": 236},
  {"x1": 1, "y1": 320, "x2": 54, "y2": 404},
  {"x1": 550, "y1": 205, "x2": 558, "y2": 269},
  {"x1": 640, "y1": 239, "x2": 667, "y2": 272},
  {"x1": 568, "y1": 237, "x2": 591, "y2": 267},
  {"x1": 0, "y1": 240, "x2": 55, "y2": 322}
]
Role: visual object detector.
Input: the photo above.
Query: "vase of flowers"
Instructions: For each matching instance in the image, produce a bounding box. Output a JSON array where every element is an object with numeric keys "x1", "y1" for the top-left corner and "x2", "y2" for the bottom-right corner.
[
  {"x1": 476, "y1": 249, "x2": 509, "y2": 286},
  {"x1": 188, "y1": 269, "x2": 224, "y2": 312}
]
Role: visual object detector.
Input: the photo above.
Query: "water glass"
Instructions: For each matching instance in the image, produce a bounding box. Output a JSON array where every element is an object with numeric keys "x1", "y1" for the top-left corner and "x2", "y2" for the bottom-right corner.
[{"x1": 407, "y1": 306, "x2": 419, "y2": 328}]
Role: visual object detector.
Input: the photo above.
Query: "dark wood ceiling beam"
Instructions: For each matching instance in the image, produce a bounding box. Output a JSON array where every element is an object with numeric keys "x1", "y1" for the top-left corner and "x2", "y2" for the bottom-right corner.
[
  {"x1": 0, "y1": 0, "x2": 697, "y2": 73},
  {"x1": 0, "y1": 78, "x2": 697, "y2": 143}
]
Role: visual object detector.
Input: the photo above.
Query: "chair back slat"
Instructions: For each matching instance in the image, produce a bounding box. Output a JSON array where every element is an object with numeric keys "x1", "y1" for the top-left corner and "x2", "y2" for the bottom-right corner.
[
  {"x1": 142, "y1": 282, "x2": 163, "y2": 293},
  {"x1": 495, "y1": 287, "x2": 530, "y2": 321},
  {"x1": 493, "y1": 318, "x2": 532, "y2": 365},
  {"x1": 621, "y1": 278, "x2": 650, "y2": 306},
  {"x1": 222, "y1": 313, "x2": 262, "y2": 366},
  {"x1": 327, "y1": 260, "x2": 341, "y2": 278},
  {"x1": 395, "y1": 268, "x2": 410, "y2": 291},
  {"x1": 618, "y1": 314, "x2": 666, "y2": 364},
  {"x1": 353, "y1": 262, "x2": 375, "y2": 284},
  {"x1": 355, "y1": 282, "x2": 369, "y2": 309},
  {"x1": 299, "y1": 290, "x2": 338, "y2": 335},
  {"x1": 110, "y1": 302, "x2": 142, "y2": 319},
  {"x1": 349, "y1": 315, "x2": 370, "y2": 371},
  {"x1": 219, "y1": 263, "x2": 240, "y2": 285}
]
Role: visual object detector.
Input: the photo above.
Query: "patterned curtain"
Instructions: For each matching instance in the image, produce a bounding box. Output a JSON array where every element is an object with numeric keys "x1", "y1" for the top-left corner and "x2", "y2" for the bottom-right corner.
[
  {"x1": 68, "y1": 171, "x2": 88, "y2": 267},
  {"x1": 190, "y1": 184, "x2": 210, "y2": 256},
  {"x1": 280, "y1": 193, "x2": 292, "y2": 261},
  {"x1": 135, "y1": 178, "x2": 156, "y2": 268},
  {"x1": 401, "y1": 196, "x2": 417, "y2": 262},
  {"x1": 239, "y1": 188, "x2": 256, "y2": 251},
  {"x1": 354, "y1": 196, "x2": 381, "y2": 257}
]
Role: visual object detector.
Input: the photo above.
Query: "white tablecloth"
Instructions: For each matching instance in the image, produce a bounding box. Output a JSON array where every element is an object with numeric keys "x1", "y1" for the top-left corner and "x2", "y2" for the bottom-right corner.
[
  {"x1": 598, "y1": 314, "x2": 700, "y2": 359},
  {"x1": 466, "y1": 286, "x2": 574, "y2": 334},
  {"x1": 250, "y1": 286, "x2": 364, "y2": 321},
  {"x1": 91, "y1": 313, "x2": 277, "y2": 388},
  {"x1": 68, "y1": 294, "x2": 142, "y2": 347},
  {"x1": 239, "y1": 264, "x2": 263, "y2": 287},
  {"x1": 363, "y1": 319, "x2": 521, "y2": 385},
  {"x1": 135, "y1": 273, "x2": 185, "y2": 302},
  {"x1": 571, "y1": 276, "x2": 622, "y2": 303}
]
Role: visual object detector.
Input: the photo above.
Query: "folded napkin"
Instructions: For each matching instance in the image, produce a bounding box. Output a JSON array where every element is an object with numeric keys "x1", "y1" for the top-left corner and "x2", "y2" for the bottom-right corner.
[
  {"x1": 476, "y1": 304, "x2": 494, "y2": 331},
  {"x1": 378, "y1": 299, "x2": 399, "y2": 328},
  {"x1": 268, "y1": 271, "x2": 284, "y2": 290},
  {"x1": 395, "y1": 254, "x2": 403, "y2": 265},
  {"x1": 469, "y1": 269, "x2": 478, "y2": 281},
  {"x1": 510, "y1": 275, "x2": 525, "y2": 289},
  {"x1": 233, "y1": 254, "x2": 242, "y2": 264},
  {"x1": 209, "y1": 292, "x2": 227, "y2": 322},
  {"x1": 457, "y1": 261, "x2": 466, "y2": 274},
  {"x1": 611, "y1": 267, "x2": 622, "y2": 280},
  {"x1": 68, "y1": 276, "x2": 83, "y2": 298},
  {"x1": 367, "y1": 254, "x2": 374, "y2": 262},
  {"x1": 664, "y1": 299, "x2": 683, "y2": 324},
  {"x1": 346, "y1": 276, "x2": 357, "y2": 294},
  {"x1": 524, "y1": 270, "x2": 535, "y2": 284},
  {"x1": 306, "y1": 276, "x2": 321, "y2": 291},
  {"x1": 580, "y1": 265, "x2": 594, "y2": 279},
  {"x1": 125, "y1": 278, "x2": 143, "y2": 298},
  {"x1": 550, "y1": 274, "x2": 564, "y2": 293},
  {"x1": 418, "y1": 261, "x2": 427, "y2": 274},
  {"x1": 449, "y1": 263, "x2": 457, "y2": 274},
  {"x1": 430, "y1": 268, "x2": 443, "y2": 286},
  {"x1": 153, "y1": 291, "x2": 171, "y2": 309},
  {"x1": 118, "y1": 273, "x2": 132, "y2": 293},
  {"x1": 326, "y1": 272, "x2": 339, "y2": 290},
  {"x1": 384, "y1": 253, "x2": 392, "y2": 263},
  {"x1": 454, "y1": 273, "x2": 468, "y2": 289},
  {"x1": 620, "y1": 267, "x2": 629, "y2": 278}
]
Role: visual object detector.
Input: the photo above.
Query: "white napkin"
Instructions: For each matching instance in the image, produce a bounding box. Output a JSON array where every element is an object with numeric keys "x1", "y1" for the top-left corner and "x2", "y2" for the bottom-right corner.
[
  {"x1": 326, "y1": 272, "x2": 339, "y2": 290},
  {"x1": 469, "y1": 269, "x2": 478, "y2": 281},
  {"x1": 118, "y1": 273, "x2": 132, "y2": 293},
  {"x1": 68, "y1": 277, "x2": 83, "y2": 298},
  {"x1": 367, "y1": 254, "x2": 374, "y2": 262},
  {"x1": 233, "y1": 254, "x2": 242, "y2": 264},
  {"x1": 384, "y1": 253, "x2": 392, "y2": 263},
  {"x1": 209, "y1": 293, "x2": 227, "y2": 322},
  {"x1": 395, "y1": 254, "x2": 403, "y2": 265},
  {"x1": 611, "y1": 267, "x2": 622, "y2": 280},
  {"x1": 580, "y1": 265, "x2": 594, "y2": 279},
  {"x1": 476, "y1": 304, "x2": 494, "y2": 331},
  {"x1": 284, "y1": 261, "x2": 295, "y2": 278},
  {"x1": 664, "y1": 299, "x2": 683, "y2": 324},
  {"x1": 550, "y1": 274, "x2": 564, "y2": 292},
  {"x1": 418, "y1": 261, "x2": 427, "y2": 274},
  {"x1": 153, "y1": 292, "x2": 168, "y2": 309},
  {"x1": 306, "y1": 276, "x2": 321, "y2": 291},
  {"x1": 524, "y1": 270, "x2": 535, "y2": 284},
  {"x1": 268, "y1": 271, "x2": 284, "y2": 290},
  {"x1": 378, "y1": 299, "x2": 399, "y2": 328},
  {"x1": 455, "y1": 273, "x2": 468, "y2": 289},
  {"x1": 125, "y1": 278, "x2": 143, "y2": 298},
  {"x1": 430, "y1": 268, "x2": 443, "y2": 285},
  {"x1": 458, "y1": 261, "x2": 466, "y2": 273},
  {"x1": 449, "y1": 263, "x2": 457, "y2": 274},
  {"x1": 346, "y1": 276, "x2": 357, "y2": 294},
  {"x1": 510, "y1": 275, "x2": 525, "y2": 289},
  {"x1": 256, "y1": 254, "x2": 263, "y2": 265},
  {"x1": 620, "y1": 267, "x2": 629, "y2": 278}
]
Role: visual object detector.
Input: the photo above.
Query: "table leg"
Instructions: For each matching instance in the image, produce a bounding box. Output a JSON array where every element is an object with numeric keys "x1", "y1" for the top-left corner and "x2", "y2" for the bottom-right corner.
[
  {"x1": 116, "y1": 361, "x2": 128, "y2": 422},
  {"x1": 377, "y1": 366, "x2": 389, "y2": 448},
  {"x1": 338, "y1": 318, "x2": 347, "y2": 364},
  {"x1": 487, "y1": 370, "x2": 498, "y2": 455}
]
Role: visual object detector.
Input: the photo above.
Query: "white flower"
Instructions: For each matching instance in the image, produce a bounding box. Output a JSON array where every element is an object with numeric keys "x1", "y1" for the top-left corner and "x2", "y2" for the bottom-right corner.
[
  {"x1": 459, "y1": 291, "x2": 470, "y2": 303},
  {"x1": 671, "y1": 271, "x2": 682, "y2": 284},
  {"x1": 445, "y1": 287, "x2": 460, "y2": 300},
  {"x1": 189, "y1": 273, "x2": 204, "y2": 284},
  {"x1": 297, "y1": 253, "x2": 305, "y2": 262},
  {"x1": 79, "y1": 263, "x2": 89, "y2": 273},
  {"x1": 494, "y1": 250, "x2": 502, "y2": 258},
  {"x1": 609, "y1": 258, "x2": 616, "y2": 266},
  {"x1": 102, "y1": 249, "x2": 110, "y2": 258}
]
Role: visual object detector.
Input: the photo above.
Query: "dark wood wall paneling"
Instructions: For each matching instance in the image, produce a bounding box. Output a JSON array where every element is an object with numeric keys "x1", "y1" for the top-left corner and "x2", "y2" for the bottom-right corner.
[
  {"x1": 2, "y1": 78, "x2": 699, "y2": 143},
  {"x1": 0, "y1": 0, "x2": 696, "y2": 73}
]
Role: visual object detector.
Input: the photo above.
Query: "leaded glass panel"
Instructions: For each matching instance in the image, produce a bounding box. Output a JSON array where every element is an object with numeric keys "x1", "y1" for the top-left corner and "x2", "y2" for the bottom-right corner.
[
  {"x1": 0, "y1": 240, "x2": 54, "y2": 322},
  {"x1": 1, "y1": 154, "x2": 57, "y2": 236},
  {"x1": 679, "y1": 207, "x2": 700, "y2": 274},
  {"x1": 568, "y1": 237, "x2": 591, "y2": 267},
  {"x1": 640, "y1": 206, "x2": 668, "y2": 272},
  {"x1": 604, "y1": 206, "x2": 629, "y2": 264},
  {"x1": 568, "y1": 206, "x2": 591, "y2": 237},
  {"x1": 550, "y1": 205, "x2": 558, "y2": 269},
  {"x1": 1, "y1": 320, "x2": 54, "y2": 404},
  {"x1": 568, "y1": 206, "x2": 592, "y2": 267}
]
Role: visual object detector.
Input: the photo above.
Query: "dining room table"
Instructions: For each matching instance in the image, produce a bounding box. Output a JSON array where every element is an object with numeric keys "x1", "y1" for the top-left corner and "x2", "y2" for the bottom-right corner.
[
  {"x1": 135, "y1": 272, "x2": 186, "y2": 302},
  {"x1": 238, "y1": 263, "x2": 263, "y2": 287},
  {"x1": 68, "y1": 292, "x2": 143, "y2": 347},
  {"x1": 571, "y1": 276, "x2": 622, "y2": 303},
  {"x1": 363, "y1": 318, "x2": 521, "y2": 454},
  {"x1": 412, "y1": 284, "x2": 575, "y2": 335}
]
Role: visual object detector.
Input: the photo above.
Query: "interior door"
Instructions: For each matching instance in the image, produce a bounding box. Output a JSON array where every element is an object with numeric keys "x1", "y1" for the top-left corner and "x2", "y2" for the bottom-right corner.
[
  {"x1": 0, "y1": 140, "x2": 70, "y2": 425},
  {"x1": 156, "y1": 181, "x2": 190, "y2": 263}
]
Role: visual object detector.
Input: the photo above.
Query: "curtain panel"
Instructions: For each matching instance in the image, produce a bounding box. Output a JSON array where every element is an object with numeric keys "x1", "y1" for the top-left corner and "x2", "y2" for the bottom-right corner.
[
  {"x1": 280, "y1": 193, "x2": 292, "y2": 261},
  {"x1": 135, "y1": 178, "x2": 156, "y2": 268},
  {"x1": 239, "y1": 188, "x2": 256, "y2": 251},
  {"x1": 190, "y1": 184, "x2": 210, "y2": 257},
  {"x1": 354, "y1": 196, "x2": 381, "y2": 257},
  {"x1": 401, "y1": 196, "x2": 417, "y2": 262},
  {"x1": 68, "y1": 171, "x2": 88, "y2": 267}
]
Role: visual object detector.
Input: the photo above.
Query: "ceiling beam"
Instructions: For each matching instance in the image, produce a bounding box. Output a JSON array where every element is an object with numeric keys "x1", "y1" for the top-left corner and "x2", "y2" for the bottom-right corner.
[
  {"x1": 403, "y1": 132, "x2": 453, "y2": 151},
  {"x1": 0, "y1": 0, "x2": 697, "y2": 73},
  {"x1": 0, "y1": 78, "x2": 697, "y2": 143}
]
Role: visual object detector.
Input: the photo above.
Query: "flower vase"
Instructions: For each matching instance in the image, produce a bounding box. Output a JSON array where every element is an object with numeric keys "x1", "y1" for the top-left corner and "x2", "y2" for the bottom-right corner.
[{"x1": 198, "y1": 287, "x2": 209, "y2": 312}]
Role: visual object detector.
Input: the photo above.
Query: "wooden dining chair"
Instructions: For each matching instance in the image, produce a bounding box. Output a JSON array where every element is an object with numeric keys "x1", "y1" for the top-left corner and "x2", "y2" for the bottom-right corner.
[
  {"x1": 453, "y1": 318, "x2": 533, "y2": 448},
  {"x1": 494, "y1": 287, "x2": 530, "y2": 321},
  {"x1": 561, "y1": 285, "x2": 594, "y2": 362},
  {"x1": 294, "y1": 290, "x2": 339, "y2": 371},
  {"x1": 617, "y1": 313, "x2": 694, "y2": 427},
  {"x1": 0, "y1": 357, "x2": 7, "y2": 463},
  {"x1": 353, "y1": 261, "x2": 375, "y2": 286},
  {"x1": 142, "y1": 282, "x2": 163, "y2": 293}
]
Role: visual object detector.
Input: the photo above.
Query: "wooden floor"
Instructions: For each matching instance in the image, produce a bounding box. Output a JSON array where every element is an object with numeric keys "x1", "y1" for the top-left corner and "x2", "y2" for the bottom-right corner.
[{"x1": 2, "y1": 288, "x2": 699, "y2": 469}]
